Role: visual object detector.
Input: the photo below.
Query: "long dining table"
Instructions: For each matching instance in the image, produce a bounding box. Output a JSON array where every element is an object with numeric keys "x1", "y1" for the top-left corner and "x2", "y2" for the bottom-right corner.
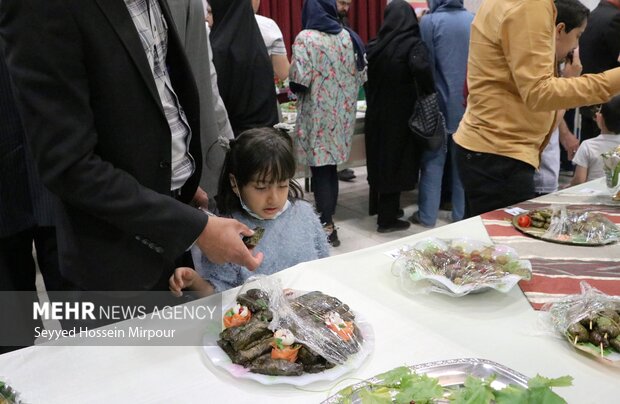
[{"x1": 0, "y1": 179, "x2": 619, "y2": 403}]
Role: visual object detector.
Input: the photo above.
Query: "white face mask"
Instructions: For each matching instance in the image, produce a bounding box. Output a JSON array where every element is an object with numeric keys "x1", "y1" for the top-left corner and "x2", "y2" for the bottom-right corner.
[
  {"x1": 239, "y1": 196, "x2": 291, "y2": 221},
  {"x1": 232, "y1": 176, "x2": 291, "y2": 221}
]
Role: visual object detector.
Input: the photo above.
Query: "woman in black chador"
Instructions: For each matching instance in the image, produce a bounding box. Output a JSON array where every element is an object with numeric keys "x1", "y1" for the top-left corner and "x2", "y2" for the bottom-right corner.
[
  {"x1": 365, "y1": 0, "x2": 435, "y2": 233},
  {"x1": 210, "y1": 0, "x2": 279, "y2": 137}
]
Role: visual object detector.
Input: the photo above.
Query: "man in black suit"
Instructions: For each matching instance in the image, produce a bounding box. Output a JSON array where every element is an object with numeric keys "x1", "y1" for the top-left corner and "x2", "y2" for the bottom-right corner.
[
  {"x1": 0, "y1": 45, "x2": 64, "y2": 293},
  {"x1": 0, "y1": 0, "x2": 263, "y2": 293},
  {"x1": 579, "y1": 0, "x2": 620, "y2": 141},
  {"x1": 0, "y1": 44, "x2": 67, "y2": 353}
]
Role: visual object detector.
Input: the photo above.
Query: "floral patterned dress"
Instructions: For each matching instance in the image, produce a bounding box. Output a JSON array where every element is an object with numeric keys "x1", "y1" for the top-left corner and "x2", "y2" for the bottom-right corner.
[{"x1": 290, "y1": 29, "x2": 366, "y2": 167}]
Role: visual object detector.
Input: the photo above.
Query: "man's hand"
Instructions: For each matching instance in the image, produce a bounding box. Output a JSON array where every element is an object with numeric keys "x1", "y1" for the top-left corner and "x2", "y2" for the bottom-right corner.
[
  {"x1": 191, "y1": 186, "x2": 209, "y2": 209},
  {"x1": 196, "y1": 216, "x2": 263, "y2": 270},
  {"x1": 562, "y1": 48, "x2": 582, "y2": 78},
  {"x1": 559, "y1": 119, "x2": 579, "y2": 160}
]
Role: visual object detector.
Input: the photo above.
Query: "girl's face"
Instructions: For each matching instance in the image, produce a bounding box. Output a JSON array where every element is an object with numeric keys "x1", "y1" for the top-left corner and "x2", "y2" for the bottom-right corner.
[{"x1": 231, "y1": 174, "x2": 290, "y2": 219}]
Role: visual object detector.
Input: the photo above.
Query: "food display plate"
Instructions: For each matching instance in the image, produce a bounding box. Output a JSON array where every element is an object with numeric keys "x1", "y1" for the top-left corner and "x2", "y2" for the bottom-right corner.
[
  {"x1": 393, "y1": 238, "x2": 531, "y2": 297},
  {"x1": 322, "y1": 358, "x2": 529, "y2": 403},
  {"x1": 568, "y1": 340, "x2": 620, "y2": 367},
  {"x1": 202, "y1": 310, "x2": 375, "y2": 386},
  {"x1": 512, "y1": 211, "x2": 620, "y2": 246}
]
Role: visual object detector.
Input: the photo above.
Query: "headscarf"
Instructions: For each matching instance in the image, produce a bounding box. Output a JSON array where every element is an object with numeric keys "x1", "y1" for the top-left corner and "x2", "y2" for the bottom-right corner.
[
  {"x1": 209, "y1": 0, "x2": 279, "y2": 136},
  {"x1": 301, "y1": 0, "x2": 366, "y2": 71},
  {"x1": 428, "y1": 0, "x2": 465, "y2": 13},
  {"x1": 367, "y1": 0, "x2": 421, "y2": 63}
]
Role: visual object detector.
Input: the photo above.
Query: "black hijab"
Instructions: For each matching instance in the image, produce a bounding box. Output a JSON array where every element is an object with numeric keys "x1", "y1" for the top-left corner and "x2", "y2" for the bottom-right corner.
[
  {"x1": 367, "y1": 0, "x2": 421, "y2": 63},
  {"x1": 210, "y1": 0, "x2": 278, "y2": 137},
  {"x1": 301, "y1": 0, "x2": 366, "y2": 71}
]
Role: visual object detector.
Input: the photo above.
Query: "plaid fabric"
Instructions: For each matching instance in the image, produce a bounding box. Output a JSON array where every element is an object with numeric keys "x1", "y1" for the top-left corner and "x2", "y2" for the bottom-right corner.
[{"x1": 124, "y1": 0, "x2": 194, "y2": 190}]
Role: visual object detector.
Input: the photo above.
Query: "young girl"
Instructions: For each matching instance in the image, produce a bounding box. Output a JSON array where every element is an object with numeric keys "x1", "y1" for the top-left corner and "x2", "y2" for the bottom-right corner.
[{"x1": 169, "y1": 127, "x2": 330, "y2": 296}]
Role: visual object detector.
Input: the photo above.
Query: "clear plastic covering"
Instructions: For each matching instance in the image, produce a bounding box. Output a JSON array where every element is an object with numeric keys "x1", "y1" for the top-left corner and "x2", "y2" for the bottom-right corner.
[
  {"x1": 541, "y1": 282, "x2": 620, "y2": 364},
  {"x1": 391, "y1": 238, "x2": 532, "y2": 297},
  {"x1": 216, "y1": 276, "x2": 367, "y2": 377},
  {"x1": 0, "y1": 379, "x2": 20, "y2": 404},
  {"x1": 536, "y1": 206, "x2": 620, "y2": 245},
  {"x1": 602, "y1": 145, "x2": 620, "y2": 200}
]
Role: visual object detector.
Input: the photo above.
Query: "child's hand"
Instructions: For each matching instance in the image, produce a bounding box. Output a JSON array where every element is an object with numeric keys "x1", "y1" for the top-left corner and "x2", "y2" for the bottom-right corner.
[{"x1": 169, "y1": 267, "x2": 196, "y2": 297}]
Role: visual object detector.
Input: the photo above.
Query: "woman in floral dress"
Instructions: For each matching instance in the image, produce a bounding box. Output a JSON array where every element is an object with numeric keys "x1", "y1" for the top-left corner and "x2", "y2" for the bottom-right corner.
[{"x1": 289, "y1": 0, "x2": 366, "y2": 247}]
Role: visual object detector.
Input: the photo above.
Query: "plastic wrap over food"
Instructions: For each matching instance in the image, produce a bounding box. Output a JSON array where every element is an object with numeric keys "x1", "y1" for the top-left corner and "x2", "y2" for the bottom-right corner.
[
  {"x1": 216, "y1": 276, "x2": 366, "y2": 376},
  {"x1": 540, "y1": 206, "x2": 620, "y2": 244},
  {"x1": 541, "y1": 282, "x2": 620, "y2": 363},
  {"x1": 391, "y1": 238, "x2": 532, "y2": 297}
]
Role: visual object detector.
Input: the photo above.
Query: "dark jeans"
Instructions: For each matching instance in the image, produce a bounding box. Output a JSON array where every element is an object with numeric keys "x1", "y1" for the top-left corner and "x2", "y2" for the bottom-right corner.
[
  {"x1": 310, "y1": 165, "x2": 338, "y2": 225},
  {"x1": 455, "y1": 144, "x2": 535, "y2": 218},
  {"x1": 376, "y1": 192, "x2": 400, "y2": 226}
]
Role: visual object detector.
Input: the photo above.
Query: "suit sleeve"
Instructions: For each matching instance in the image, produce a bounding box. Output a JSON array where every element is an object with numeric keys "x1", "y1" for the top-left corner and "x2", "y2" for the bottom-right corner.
[
  {"x1": 0, "y1": 0, "x2": 207, "y2": 262},
  {"x1": 206, "y1": 25, "x2": 234, "y2": 140}
]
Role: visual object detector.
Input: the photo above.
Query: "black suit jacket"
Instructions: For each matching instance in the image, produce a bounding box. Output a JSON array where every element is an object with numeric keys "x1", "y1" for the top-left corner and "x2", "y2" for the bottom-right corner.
[
  {"x1": 0, "y1": 0, "x2": 208, "y2": 290},
  {"x1": 580, "y1": 1, "x2": 620, "y2": 74}
]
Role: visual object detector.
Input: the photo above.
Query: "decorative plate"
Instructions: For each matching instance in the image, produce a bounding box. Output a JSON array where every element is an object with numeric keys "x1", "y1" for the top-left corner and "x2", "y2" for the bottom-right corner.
[
  {"x1": 202, "y1": 310, "x2": 375, "y2": 386},
  {"x1": 322, "y1": 358, "x2": 529, "y2": 403},
  {"x1": 512, "y1": 210, "x2": 620, "y2": 246}
]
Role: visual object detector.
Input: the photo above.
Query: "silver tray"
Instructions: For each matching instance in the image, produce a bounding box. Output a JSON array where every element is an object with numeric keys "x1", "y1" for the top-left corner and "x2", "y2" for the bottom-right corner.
[{"x1": 322, "y1": 358, "x2": 529, "y2": 403}]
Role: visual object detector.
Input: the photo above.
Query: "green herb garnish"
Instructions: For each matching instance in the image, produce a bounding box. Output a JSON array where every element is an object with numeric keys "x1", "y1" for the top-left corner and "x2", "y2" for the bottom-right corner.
[
  {"x1": 337, "y1": 367, "x2": 572, "y2": 404},
  {"x1": 255, "y1": 298, "x2": 268, "y2": 310}
]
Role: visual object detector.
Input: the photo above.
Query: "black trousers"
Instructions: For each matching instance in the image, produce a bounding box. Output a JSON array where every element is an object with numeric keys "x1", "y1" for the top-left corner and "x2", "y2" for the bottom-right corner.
[
  {"x1": 0, "y1": 227, "x2": 63, "y2": 353},
  {"x1": 455, "y1": 144, "x2": 535, "y2": 218},
  {"x1": 310, "y1": 165, "x2": 338, "y2": 225},
  {"x1": 376, "y1": 192, "x2": 400, "y2": 226}
]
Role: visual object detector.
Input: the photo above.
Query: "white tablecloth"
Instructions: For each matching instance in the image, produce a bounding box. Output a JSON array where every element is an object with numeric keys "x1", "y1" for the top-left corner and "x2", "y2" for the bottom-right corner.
[{"x1": 1, "y1": 182, "x2": 619, "y2": 403}]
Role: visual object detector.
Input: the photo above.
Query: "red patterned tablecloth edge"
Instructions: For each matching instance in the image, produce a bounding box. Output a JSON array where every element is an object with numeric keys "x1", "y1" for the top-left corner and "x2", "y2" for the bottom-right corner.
[{"x1": 481, "y1": 202, "x2": 620, "y2": 310}]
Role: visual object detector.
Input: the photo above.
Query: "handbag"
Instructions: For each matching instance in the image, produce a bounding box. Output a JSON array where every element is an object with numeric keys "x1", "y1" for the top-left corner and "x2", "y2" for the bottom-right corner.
[{"x1": 408, "y1": 91, "x2": 446, "y2": 152}]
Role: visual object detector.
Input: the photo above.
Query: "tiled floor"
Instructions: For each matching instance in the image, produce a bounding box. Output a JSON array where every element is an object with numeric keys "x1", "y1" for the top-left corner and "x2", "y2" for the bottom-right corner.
[
  {"x1": 308, "y1": 167, "x2": 576, "y2": 256},
  {"x1": 302, "y1": 167, "x2": 453, "y2": 256}
]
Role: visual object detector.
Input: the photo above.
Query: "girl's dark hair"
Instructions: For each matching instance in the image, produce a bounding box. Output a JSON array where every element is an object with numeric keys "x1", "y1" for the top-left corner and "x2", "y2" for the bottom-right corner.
[
  {"x1": 555, "y1": 0, "x2": 590, "y2": 32},
  {"x1": 216, "y1": 127, "x2": 304, "y2": 215},
  {"x1": 601, "y1": 95, "x2": 620, "y2": 134}
]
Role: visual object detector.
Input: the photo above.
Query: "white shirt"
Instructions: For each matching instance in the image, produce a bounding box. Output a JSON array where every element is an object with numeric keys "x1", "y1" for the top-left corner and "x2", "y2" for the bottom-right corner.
[
  {"x1": 255, "y1": 14, "x2": 287, "y2": 56},
  {"x1": 534, "y1": 128, "x2": 560, "y2": 194},
  {"x1": 573, "y1": 133, "x2": 620, "y2": 181},
  {"x1": 124, "y1": 0, "x2": 194, "y2": 190}
]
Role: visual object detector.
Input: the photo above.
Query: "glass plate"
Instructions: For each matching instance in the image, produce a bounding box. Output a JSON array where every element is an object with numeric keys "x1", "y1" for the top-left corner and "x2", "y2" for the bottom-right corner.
[
  {"x1": 512, "y1": 211, "x2": 620, "y2": 246},
  {"x1": 202, "y1": 310, "x2": 375, "y2": 386},
  {"x1": 322, "y1": 358, "x2": 529, "y2": 403},
  {"x1": 393, "y1": 238, "x2": 531, "y2": 297}
]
